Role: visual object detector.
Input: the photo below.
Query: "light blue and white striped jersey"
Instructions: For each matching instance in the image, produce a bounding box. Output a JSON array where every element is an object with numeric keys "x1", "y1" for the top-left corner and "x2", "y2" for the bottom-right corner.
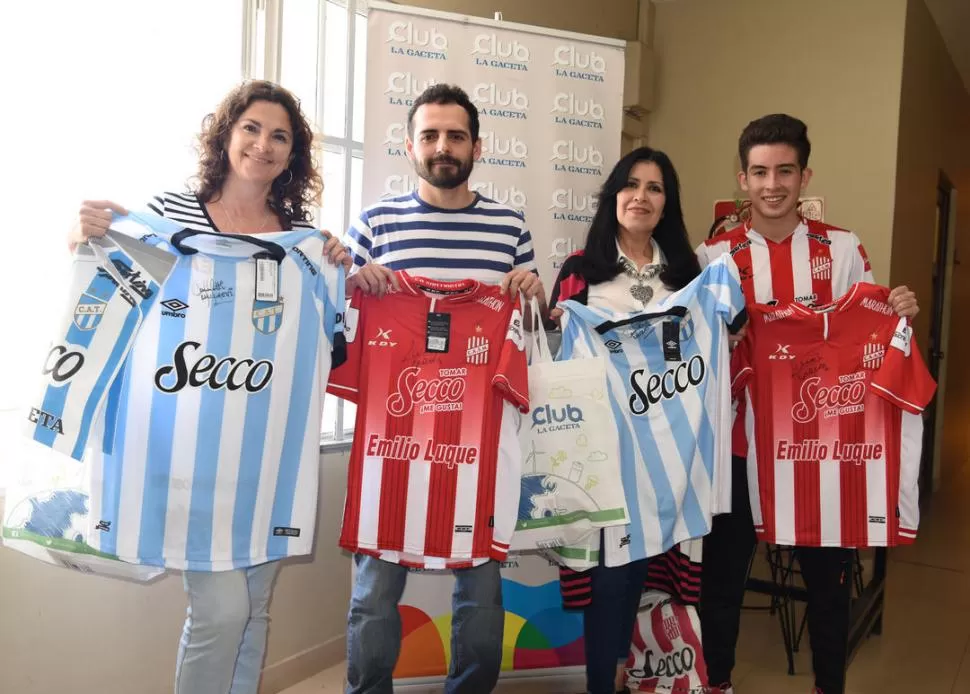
[
  {"x1": 25, "y1": 228, "x2": 176, "y2": 460},
  {"x1": 344, "y1": 191, "x2": 537, "y2": 282},
  {"x1": 559, "y1": 255, "x2": 746, "y2": 566},
  {"x1": 75, "y1": 212, "x2": 345, "y2": 571}
]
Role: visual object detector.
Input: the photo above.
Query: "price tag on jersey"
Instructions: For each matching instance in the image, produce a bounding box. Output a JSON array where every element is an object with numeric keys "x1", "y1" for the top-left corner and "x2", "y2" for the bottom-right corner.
[
  {"x1": 426, "y1": 312, "x2": 451, "y2": 352},
  {"x1": 255, "y1": 258, "x2": 279, "y2": 302},
  {"x1": 662, "y1": 320, "x2": 682, "y2": 362}
]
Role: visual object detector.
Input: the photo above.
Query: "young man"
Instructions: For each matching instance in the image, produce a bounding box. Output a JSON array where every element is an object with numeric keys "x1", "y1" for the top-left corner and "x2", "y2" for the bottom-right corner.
[
  {"x1": 333, "y1": 84, "x2": 542, "y2": 694},
  {"x1": 696, "y1": 114, "x2": 918, "y2": 694}
]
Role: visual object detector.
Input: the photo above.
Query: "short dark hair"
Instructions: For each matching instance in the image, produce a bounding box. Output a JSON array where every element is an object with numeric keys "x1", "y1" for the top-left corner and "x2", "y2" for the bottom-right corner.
[
  {"x1": 580, "y1": 147, "x2": 700, "y2": 291},
  {"x1": 407, "y1": 84, "x2": 480, "y2": 142},
  {"x1": 738, "y1": 114, "x2": 811, "y2": 171}
]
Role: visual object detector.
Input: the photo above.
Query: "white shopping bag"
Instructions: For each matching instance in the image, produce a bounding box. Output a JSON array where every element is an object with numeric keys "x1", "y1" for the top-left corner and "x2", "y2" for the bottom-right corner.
[
  {"x1": 512, "y1": 298, "x2": 627, "y2": 552},
  {"x1": 625, "y1": 590, "x2": 710, "y2": 693},
  {"x1": 2, "y1": 437, "x2": 165, "y2": 581}
]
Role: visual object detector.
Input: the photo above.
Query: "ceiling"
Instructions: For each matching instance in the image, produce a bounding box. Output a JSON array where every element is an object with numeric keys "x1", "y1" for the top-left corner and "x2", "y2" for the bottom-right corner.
[{"x1": 922, "y1": 0, "x2": 970, "y2": 94}]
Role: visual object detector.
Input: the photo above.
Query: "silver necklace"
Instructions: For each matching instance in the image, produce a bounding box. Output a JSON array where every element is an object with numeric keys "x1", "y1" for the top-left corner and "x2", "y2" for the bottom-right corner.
[
  {"x1": 219, "y1": 199, "x2": 274, "y2": 233},
  {"x1": 621, "y1": 257, "x2": 663, "y2": 305}
]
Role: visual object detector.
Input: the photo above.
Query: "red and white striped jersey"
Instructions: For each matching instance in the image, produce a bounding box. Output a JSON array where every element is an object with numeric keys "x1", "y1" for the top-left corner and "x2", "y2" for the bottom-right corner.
[
  {"x1": 327, "y1": 272, "x2": 529, "y2": 564},
  {"x1": 732, "y1": 284, "x2": 936, "y2": 547},
  {"x1": 697, "y1": 219, "x2": 875, "y2": 456}
]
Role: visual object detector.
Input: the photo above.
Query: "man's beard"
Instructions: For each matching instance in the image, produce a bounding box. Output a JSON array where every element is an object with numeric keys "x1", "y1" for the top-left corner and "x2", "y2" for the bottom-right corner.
[{"x1": 414, "y1": 154, "x2": 474, "y2": 189}]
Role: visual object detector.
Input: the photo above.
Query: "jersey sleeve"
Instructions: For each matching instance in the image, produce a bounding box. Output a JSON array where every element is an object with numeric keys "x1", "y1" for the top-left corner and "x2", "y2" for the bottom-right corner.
[
  {"x1": 729, "y1": 333, "x2": 754, "y2": 399},
  {"x1": 25, "y1": 234, "x2": 174, "y2": 460},
  {"x1": 326, "y1": 288, "x2": 364, "y2": 403},
  {"x1": 870, "y1": 318, "x2": 936, "y2": 414},
  {"x1": 318, "y1": 259, "x2": 347, "y2": 368},
  {"x1": 695, "y1": 240, "x2": 713, "y2": 269},
  {"x1": 494, "y1": 298, "x2": 530, "y2": 412},
  {"x1": 848, "y1": 234, "x2": 875, "y2": 284},
  {"x1": 709, "y1": 255, "x2": 748, "y2": 334},
  {"x1": 344, "y1": 209, "x2": 375, "y2": 271},
  {"x1": 513, "y1": 220, "x2": 538, "y2": 273}
]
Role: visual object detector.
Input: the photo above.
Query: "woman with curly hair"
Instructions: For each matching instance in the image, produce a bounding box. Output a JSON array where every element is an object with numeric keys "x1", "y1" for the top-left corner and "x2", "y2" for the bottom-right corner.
[{"x1": 69, "y1": 80, "x2": 343, "y2": 694}]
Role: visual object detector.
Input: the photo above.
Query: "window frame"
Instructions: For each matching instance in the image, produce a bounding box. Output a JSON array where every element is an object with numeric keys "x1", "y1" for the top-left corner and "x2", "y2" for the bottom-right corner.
[{"x1": 248, "y1": 0, "x2": 366, "y2": 444}]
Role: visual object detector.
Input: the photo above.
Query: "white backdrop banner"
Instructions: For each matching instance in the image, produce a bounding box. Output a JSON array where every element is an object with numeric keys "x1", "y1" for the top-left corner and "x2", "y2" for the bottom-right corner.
[
  {"x1": 363, "y1": 0, "x2": 625, "y2": 291},
  {"x1": 359, "y1": 2, "x2": 624, "y2": 686}
]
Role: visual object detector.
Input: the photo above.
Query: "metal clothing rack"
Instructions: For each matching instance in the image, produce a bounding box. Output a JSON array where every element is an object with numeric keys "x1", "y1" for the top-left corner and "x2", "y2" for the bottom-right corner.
[{"x1": 744, "y1": 544, "x2": 888, "y2": 689}]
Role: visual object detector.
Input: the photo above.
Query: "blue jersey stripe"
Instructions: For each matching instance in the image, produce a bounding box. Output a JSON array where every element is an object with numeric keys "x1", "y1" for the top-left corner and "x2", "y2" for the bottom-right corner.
[
  {"x1": 136, "y1": 265, "x2": 192, "y2": 563},
  {"x1": 185, "y1": 262, "x2": 236, "y2": 564},
  {"x1": 266, "y1": 293, "x2": 319, "y2": 559}
]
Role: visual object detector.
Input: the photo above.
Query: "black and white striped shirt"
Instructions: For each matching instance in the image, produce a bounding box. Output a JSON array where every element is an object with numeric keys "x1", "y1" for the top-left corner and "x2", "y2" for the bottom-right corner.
[{"x1": 145, "y1": 191, "x2": 315, "y2": 232}]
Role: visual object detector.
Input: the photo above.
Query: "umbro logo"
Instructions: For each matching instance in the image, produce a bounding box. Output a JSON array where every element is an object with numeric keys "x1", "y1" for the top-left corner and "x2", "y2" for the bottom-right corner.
[
  {"x1": 665, "y1": 340, "x2": 678, "y2": 350},
  {"x1": 161, "y1": 298, "x2": 188, "y2": 318},
  {"x1": 605, "y1": 339, "x2": 623, "y2": 354}
]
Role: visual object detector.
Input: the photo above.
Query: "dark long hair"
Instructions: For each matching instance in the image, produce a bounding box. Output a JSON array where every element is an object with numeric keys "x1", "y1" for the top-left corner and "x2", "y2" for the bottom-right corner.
[
  {"x1": 193, "y1": 80, "x2": 322, "y2": 226},
  {"x1": 580, "y1": 147, "x2": 700, "y2": 291}
]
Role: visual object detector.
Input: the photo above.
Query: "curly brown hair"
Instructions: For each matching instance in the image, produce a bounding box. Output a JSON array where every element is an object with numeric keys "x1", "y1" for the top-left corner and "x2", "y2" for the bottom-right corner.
[{"x1": 194, "y1": 80, "x2": 322, "y2": 227}]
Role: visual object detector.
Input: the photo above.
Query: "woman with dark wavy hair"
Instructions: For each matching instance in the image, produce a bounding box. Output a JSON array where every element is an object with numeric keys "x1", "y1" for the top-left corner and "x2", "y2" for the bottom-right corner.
[
  {"x1": 68, "y1": 80, "x2": 340, "y2": 694},
  {"x1": 549, "y1": 147, "x2": 702, "y2": 694}
]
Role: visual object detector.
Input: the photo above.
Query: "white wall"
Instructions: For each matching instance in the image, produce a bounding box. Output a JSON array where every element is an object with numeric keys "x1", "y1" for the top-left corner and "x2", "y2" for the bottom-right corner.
[{"x1": 0, "y1": 448, "x2": 352, "y2": 694}]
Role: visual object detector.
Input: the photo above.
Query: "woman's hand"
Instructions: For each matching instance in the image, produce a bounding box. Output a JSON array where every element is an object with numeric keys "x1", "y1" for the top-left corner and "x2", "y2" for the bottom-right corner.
[{"x1": 69, "y1": 200, "x2": 127, "y2": 252}]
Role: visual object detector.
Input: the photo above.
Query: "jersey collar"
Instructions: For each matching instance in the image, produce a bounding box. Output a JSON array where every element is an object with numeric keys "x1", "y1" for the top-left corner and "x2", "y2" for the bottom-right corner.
[
  {"x1": 745, "y1": 219, "x2": 808, "y2": 246},
  {"x1": 396, "y1": 271, "x2": 486, "y2": 304}
]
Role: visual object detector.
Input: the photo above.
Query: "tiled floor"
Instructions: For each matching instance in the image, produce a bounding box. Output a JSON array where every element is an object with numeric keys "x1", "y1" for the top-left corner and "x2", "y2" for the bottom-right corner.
[{"x1": 282, "y1": 461, "x2": 970, "y2": 694}]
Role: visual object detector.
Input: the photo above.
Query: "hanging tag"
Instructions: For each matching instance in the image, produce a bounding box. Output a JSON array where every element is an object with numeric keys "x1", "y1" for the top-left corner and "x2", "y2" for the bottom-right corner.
[
  {"x1": 426, "y1": 312, "x2": 451, "y2": 352},
  {"x1": 662, "y1": 320, "x2": 682, "y2": 362},
  {"x1": 255, "y1": 257, "x2": 279, "y2": 302}
]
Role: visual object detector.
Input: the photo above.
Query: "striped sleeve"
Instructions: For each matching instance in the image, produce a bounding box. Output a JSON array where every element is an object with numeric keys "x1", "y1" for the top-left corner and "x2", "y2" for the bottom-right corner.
[
  {"x1": 513, "y1": 222, "x2": 537, "y2": 272},
  {"x1": 344, "y1": 210, "x2": 375, "y2": 270}
]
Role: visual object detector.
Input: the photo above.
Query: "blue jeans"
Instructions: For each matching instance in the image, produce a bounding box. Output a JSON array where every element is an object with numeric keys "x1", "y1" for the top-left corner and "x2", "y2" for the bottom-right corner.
[
  {"x1": 583, "y1": 557, "x2": 651, "y2": 694},
  {"x1": 175, "y1": 561, "x2": 280, "y2": 694},
  {"x1": 346, "y1": 554, "x2": 504, "y2": 694}
]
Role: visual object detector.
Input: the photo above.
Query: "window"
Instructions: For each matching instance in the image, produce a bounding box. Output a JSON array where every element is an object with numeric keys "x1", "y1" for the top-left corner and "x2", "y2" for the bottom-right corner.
[
  {"x1": 0, "y1": 1, "x2": 244, "y2": 486},
  {"x1": 271, "y1": 0, "x2": 367, "y2": 442}
]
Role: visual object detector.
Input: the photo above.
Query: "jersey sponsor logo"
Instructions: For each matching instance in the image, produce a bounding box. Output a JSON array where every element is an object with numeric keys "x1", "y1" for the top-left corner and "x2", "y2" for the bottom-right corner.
[
  {"x1": 738, "y1": 265, "x2": 753, "y2": 281},
  {"x1": 27, "y1": 407, "x2": 64, "y2": 434},
  {"x1": 806, "y1": 232, "x2": 833, "y2": 246},
  {"x1": 454, "y1": 524, "x2": 473, "y2": 533},
  {"x1": 791, "y1": 371, "x2": 866, "y2": 423},
  {"x1": 476, "y1": 295, "x2": 505, "y2": 312},
  {"x1": 869, "y1": 515, "x2": 886, "y2": 524},
  {"x1": 618, "y1": 534, "x2": 631, "y2": 548},
  {"x1": 729, "y1": 240, "x2": 751, "y2": 256},
  {"x1": 507, "y1": 309, "x2": 525, "y2": 351},
  {"x1": 154, "y1": 341, "x2": 274, "y2": 394},
  {"x1": 629, "y1": 645, "x2": 697, "y2": 680},
  {"x1": 795, "y1": 293, "x2": 819, "y2": 306},
  {"x1": 101, "y1": 258, "x2": 154, "y2": 301},
  {"x1": 368, "y1": 327, "x2": 397, "y2": 348},
  {"x1": 290, "y1": 247, "x2": 318, "y2": 276},
  {"x1": 73, "y1": 293, "x2": 107, "y2": 330},
  {"x1": 811, "y1": 255, "x2": 832, "y2": 280},
  {"x1": 94, "y1": 520, "x2": 111, "y2": 532},
  {"x1": 253, "y1": 301, "x2": 284, "y2": 335},
  {"x1": 764, "y1": 306, "x2": 795, "y2": 323},
  {"x1": 628, "y1": 355, "x2": 706, "y2": 415},
  {"x1": 770, "y1": 344, "x2": 795, "y2": 360},
  {"x1": 861, "y1": 297, "x2": 893, "y2": 316},
  {"x1": 386, "y1": 366, "x2": 467, "y2": 416},
  {"x1": 775, "y1": 438, "x2": 884, "y2": 464},
  {"x1": 862, "y1": 342, "x2": 885, "y2": 369},
  {"x1": 43, "y1": 345, "x2": 85, "y2": 383},
  {"x1": 466, "y1": 336, "x2": 490, "y2": 365},
  {"x1": 160, "y1": 298, "x2": 188, "y2": 318},
  {"x1": 364, "y1": 433, "x2": 479, "y2": 468}
]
